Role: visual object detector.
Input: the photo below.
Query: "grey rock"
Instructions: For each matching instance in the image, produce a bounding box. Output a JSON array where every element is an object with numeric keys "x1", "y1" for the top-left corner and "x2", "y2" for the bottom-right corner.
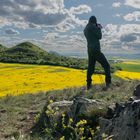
[
  {"x1": 99, "y1": 117, "x2": 111, "y2": 132},
  {"x1": 133, "y1": 84, "x2": 140, "y2": 99},
  {"x1": 50, "y1": 100, "x2": 73, "y2": 110},
  {"x1": 129, "y1": 84, "x2": 140, "y2": 101},
  {"x1": 70, "y1": 97, "x2": 104, "y2": 122},
  {"x1": 38, "y1": 97, "x2": 105, "y2": 130},
  {"x1": 99, "y1": 100, "x2": 140, "y2": 140},
  {"x1": 106, "y1": 104, "x2": 116, "y2": 119}
]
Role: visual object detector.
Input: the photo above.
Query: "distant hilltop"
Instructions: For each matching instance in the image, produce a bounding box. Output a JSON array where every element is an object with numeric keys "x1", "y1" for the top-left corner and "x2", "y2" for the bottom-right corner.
[
  {"x1": 0, "y1": 42, "x2": 88, "y2": 70},
  {"x1": 4, "y1": 42, "x2": 48, "y2": 56}
]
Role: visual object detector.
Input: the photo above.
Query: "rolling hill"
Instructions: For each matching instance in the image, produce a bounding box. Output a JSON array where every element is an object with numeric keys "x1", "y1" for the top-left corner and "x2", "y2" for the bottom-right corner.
[
  {"x1": 0, "y1": 42, "x2": 88, "y2": 69},
  {"x1": 4, "y1": 42, "x2": 48, "y2": 60},
  {"x1": 5, "y1": 42, "x2": 47, "y2": 56}
]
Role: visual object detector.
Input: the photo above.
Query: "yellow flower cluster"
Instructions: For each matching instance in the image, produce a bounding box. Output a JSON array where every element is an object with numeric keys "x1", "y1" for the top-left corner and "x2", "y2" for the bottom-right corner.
[
  {"x1": 46, "y1": 100, "x2": 59, "y2": 117},
  {"x1": 60, "y1": 136, "x2": 65, "y2": 140},
  {"x1": 115, "y1": 71, "x2": 140, "y2": 80},
  {"x1": 76, "y1": 119, "x2": 87, "y2": 127},
  {"x1": 69, "y1": 118, "x2": 73, "y2": 124},
  {"x1": 61, "y1": 113, "x2": 66, "y2": 128},
  {"x1": 0, "y1": 63, "x2": 105, "y2": 97}
]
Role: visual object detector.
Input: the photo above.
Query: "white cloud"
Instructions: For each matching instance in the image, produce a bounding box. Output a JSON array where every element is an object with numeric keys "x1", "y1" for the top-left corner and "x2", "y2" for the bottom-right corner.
[
  {"x1": 0, "y1": 17, "x2": 12, "y2": 27},
  {"x1": 112, "y1": 2, "x2": 121, "y2": 8},
  {"x1": 119, "y1": 24, "x2": 140, "y2": 35},
  {"x1": 104, "y1": 24, "x2": 140, "y2": 39},
  {"x1": 55, "y1": 21, "x2": 75, "y2": 32},
  {"x1": 44, "y1": 32, "x2": 59, "y2": 41},
  {"x1": 5, "y1": 28, "x2": 20, "y2": 35},
  {"x1": 103, "y1": 24, "x2": 118, "y2": 37},
  {"x1": 115, "y1": 14, "x2": 121, "y2": 17},
  {"x1": 124, "y1": 11, "x2": 140, "y2": 21},
  {"x1": 33, "y1": 32, "x2": 87, "y2": 54},
  {"x1": 125, "y1": 0, "x2": 140, "y2": 9},
  {"x1": 0, "y1": 0, "x2": 91, "y2": 31},
  {"x1": 102, "y1": 24, "x2": 140, "y2": 52},
  {"x1": 70, "y1": 5, "x2": 92, "y2": 15}
]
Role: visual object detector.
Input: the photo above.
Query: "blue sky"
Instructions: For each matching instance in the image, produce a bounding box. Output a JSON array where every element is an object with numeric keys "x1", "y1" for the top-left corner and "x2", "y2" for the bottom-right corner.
[{"x1": 0, "y1": 0, "x2": 140, "y2": 57}]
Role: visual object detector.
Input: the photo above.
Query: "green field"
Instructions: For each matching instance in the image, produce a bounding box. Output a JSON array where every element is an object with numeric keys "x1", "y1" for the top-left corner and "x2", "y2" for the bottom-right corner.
[{"x1": 115, "y1": 62, "x2": 140, "y2": 72}]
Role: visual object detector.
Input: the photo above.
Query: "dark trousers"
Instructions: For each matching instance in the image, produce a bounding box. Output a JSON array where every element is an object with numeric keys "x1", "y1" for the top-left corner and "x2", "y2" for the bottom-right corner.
[{"x1": 87, "y1": 48, "x2": 111, "y2": 86}]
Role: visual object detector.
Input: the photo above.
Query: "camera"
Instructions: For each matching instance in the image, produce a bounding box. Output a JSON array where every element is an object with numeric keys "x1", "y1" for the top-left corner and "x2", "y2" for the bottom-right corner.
[{"x1": 96, "y1": 23, "x2": 102, "y2": 29}]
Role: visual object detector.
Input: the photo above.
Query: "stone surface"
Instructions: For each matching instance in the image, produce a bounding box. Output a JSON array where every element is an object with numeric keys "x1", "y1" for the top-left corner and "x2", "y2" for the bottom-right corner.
[
  {"x1": 99, "y1": 100, "x2": 140, "y2": 140},
  {"x1": 133, "y1": 84, "x2": 140, "y2": 98},
  {"x1": 50, "y1": 100, "x2": 73, "y2": 110},
  {"x1": 70, "y1": 97, "x2": 104, "y2": 120},
  {"x1": 33, "y1": 91, "x2": 140, "y2": 140},
  {"x1": 33, "y1": 97, "x2": 104, "y2": 134}
]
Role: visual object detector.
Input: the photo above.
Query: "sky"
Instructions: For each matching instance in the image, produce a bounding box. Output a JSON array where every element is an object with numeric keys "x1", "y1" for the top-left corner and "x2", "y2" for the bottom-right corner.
[{"x1": 0, "y1": 0, "x2": 140, "y2": 57}]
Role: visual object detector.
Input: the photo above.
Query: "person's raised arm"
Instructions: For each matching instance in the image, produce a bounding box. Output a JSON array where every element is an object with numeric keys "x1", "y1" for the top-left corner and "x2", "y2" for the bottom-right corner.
[{"x1": 94, "y1": 25, "x2": 102, "y2": 40}]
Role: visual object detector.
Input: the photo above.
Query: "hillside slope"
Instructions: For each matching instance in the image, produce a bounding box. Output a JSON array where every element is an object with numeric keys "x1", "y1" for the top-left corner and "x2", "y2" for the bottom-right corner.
[
  {"x1": 0, "y1": 42, "x2": 48, "y2": 64},
  {"x1": 0, "y1": 42, "x2": 87, "y2": 69},
  {"x1": 5, "y1": 42, "x2": 47, "y2": 56}
]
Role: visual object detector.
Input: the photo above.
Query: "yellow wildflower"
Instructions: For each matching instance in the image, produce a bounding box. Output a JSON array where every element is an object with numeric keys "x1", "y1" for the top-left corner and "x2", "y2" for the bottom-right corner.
[
  {"x1": 49, "y1": 100, "x2": 53, "y2": 104},
  {"x1": 96, "y1": 126, "x2": 100, "y2": 131},
  {"x1": 62, "y1": 113, "x2": 66, "y2": 117},
  {"x1": 69, "y1": 118, "x2": 73, "y2": 123},
  {"x1": 60, "y1": 136, "x2": 65, "y2": 140},
  {"x1": 76, "y1": 119, "x2": 87, "y2": 127},
  {"x1": 102, "y1": 133, "x2": 108, "y2": 138}
]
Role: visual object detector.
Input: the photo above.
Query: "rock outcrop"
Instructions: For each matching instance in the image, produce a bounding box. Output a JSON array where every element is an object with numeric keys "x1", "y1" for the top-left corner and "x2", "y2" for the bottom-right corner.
[
  {"x1": 33, "y1": 85, "x2": 140, "y2": 140},
  {"x1": 99, "y1": 99, "x2": 140, "y2": 140},
  {"x1": 32, "y1": 97, "x2": 104, "y2": 135},
  {"x1": 70, "y1": 97, "x2": 104, "y2": 122},
  {"x1": 132, "y1": 84, "x2": 140, "y2": 100}
]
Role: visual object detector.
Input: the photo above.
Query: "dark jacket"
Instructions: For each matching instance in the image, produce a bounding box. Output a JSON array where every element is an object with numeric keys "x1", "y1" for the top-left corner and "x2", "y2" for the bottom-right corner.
[{"x1": 84, "y1": 23, "x2": 102, "y2": 52}]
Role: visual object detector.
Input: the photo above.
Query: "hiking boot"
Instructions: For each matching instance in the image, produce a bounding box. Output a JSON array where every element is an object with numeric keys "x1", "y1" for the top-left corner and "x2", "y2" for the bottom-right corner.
[
  {"x1": 106, "y1": 83, "x2": 111, "y2": 87},
  {"x1": 102, "y1": 83, "x2": 112, "y2": 91}
]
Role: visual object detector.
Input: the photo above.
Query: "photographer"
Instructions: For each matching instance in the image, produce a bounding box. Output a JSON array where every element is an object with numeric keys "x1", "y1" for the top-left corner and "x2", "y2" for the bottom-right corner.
[{"x1": 84, "y1": 16, "x2": 111, "y2": 90}]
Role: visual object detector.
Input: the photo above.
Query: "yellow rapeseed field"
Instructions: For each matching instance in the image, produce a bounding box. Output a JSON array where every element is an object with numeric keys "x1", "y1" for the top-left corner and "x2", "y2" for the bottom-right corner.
[
  {"x1": 114, "y1": 71, "x2": 140, "y2": 80},
  {"x1": 1, "y1": 63, "x2": 140, "y2": 97},
  {"x1": 0, "y1": 63, "x2": 105, "y2": 97}
]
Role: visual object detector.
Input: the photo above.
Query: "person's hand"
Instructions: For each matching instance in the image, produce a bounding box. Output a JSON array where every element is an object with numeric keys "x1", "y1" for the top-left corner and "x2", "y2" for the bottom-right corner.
[{"x1": 97, "y1": 23, "x2": 102, "y2": 29}]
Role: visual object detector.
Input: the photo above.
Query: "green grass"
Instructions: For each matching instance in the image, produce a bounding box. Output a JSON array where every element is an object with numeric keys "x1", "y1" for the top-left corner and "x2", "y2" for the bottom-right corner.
[{"x1": 115, "y1": 63, "x2": 140, "y2": 72}]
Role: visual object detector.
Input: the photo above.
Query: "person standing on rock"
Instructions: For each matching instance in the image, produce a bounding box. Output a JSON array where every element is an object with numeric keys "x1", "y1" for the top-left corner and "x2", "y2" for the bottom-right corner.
[{"x1": 84, "y1": 16, "x2": 111, "y2": 90}]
